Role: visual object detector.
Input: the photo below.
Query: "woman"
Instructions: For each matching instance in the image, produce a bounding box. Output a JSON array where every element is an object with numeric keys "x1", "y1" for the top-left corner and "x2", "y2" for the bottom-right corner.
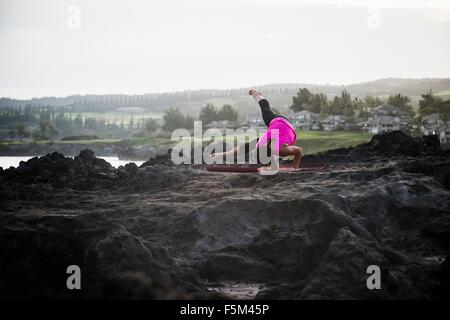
[{"x1": 211, "y1": 89, "x2": 302, "y2": 169}]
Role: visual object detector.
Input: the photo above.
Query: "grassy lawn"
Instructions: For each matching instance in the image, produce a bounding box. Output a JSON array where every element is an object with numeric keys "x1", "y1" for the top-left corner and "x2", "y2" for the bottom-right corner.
[
  {"x1": 125, "y1": 136, "x2": 173, "y2": 147},
  {"x1": 0, "y1": 140, "x2": 36, "y2": 145},
  {"x1": 436, "y1": 90, "x2": 450, "y2": 99},
  {"x1": 295, "y1": 131, "x2": 374, "y2": 155},
  {"x1": 1, "y1": 131, "x2": 374, "y2": 156},
  {"x1": 0, "y1": 139, "x2": 122, "y2": 145},
  {"x1": 65, "y1": 111, "x2": 164, "y2": 124},
  {"x1": 53, "y1": 139, "x2": 122, "y2": 145},
  {"x1": 164, "y1": 130, "x2": 374, "y2": 155}
]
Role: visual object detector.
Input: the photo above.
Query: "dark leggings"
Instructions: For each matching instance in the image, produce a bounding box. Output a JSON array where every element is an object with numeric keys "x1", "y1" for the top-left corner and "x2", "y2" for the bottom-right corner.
[{"x1": 258, "y1": 99, "x2": 287, "y2": 127}]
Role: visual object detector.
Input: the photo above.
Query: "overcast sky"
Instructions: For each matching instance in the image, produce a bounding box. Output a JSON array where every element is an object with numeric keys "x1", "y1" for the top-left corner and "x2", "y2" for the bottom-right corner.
[{"x1": 0, "y1": 0, "x2": 449, "y2": 99}]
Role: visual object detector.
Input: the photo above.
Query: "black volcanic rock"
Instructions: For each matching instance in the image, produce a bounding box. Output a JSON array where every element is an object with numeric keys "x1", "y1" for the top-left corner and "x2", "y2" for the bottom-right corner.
[
  {"x1": 302, "y1": 131, "x2": 444, "y2": 165},
  {"x1": 0, "y1": 141, "x2": 164, "y2": 161},
  {"x1": 366, "y1": 131, "x2": 441, "y2": 157},
  {"x1": 140, "y1": 151, "x2": 173, "y2": 167},
  {"x1": 0, "y1": 132, "x2": 449, "y2": 299}
]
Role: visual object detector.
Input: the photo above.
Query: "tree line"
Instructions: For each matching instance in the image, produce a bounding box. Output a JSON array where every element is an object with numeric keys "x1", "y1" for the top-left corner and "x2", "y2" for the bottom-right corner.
[
  {"x1": 418, "y1": 90, "x2": 450, "y2": 120},
  {"x1": 162, "y1": 104, "x2": 238, "y2": 132},
  {"x1": 290, "y1": 88, "x2": 414, "y2": 117},
  {"x1": 290, "y1": 87, "x2": 449, "y2": 120},
  {"x1": 2, "y1": 88, "x2": 448, "y2": 141},
  {"x1": 1, "y1": 107, "x2": 154, "y2": 141},
  {"x1": 1, "y1": 102, "x2": 240, "y2": 141}
]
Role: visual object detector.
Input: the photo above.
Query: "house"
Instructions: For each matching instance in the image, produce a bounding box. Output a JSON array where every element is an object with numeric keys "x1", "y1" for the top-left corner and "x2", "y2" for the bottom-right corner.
[
  {"x1": 362, "y1": 116, "x2": 400, "y2": 134},
  {"x1": 422, "y1": 113, "x2": 443, "y2": 126},
  {"x1": 239, "y1": 118, "x2": 266, "y2": 134},
  {"x1": 422, "y1": 123, "x2": 447, "y2": 144},
  {"x1": 372, "y1": 104, "x2": 401, "y2": 117},
  {"x1": 399, "y1": 114, "x2": 413, "y2": 132},
  {"x1": 345, "y1": 117, "x2": 365, "y2": 131},
  {"x1": 447, "y1": 122, "x2": 450, "y2": 143},
  {"x1": 421, "y1": 113, "x2": 447, "y2": 143},
  {"x1": 244, "y1": 118, "x2": 265, "y2": 130},
  {"x1": 321, "y1": 115, "x2": 346, "y2": 131},
  {"x1": 289, "y1": 110, "x2": 320, "y2": 130},
  {"x1": 205, "y1": 120, "x2": 234, "y2": 134},
  {"x1": 363, "y1": 104, "x2": 412, "y2": 133}
]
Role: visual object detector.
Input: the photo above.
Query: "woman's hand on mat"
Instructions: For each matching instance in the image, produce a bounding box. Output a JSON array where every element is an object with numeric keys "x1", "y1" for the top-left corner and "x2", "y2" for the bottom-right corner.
[{"x1": 209, "y1": 153, "x2": 223, "y2": 163}]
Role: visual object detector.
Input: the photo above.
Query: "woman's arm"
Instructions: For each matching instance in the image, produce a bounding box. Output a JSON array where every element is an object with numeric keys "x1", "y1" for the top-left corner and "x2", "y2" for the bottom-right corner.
[
  {"x1": 292, "y1": 146, "x2": 302, "y2": 169},
  {"x1": 279, "y1": 145, "x2": 302, "y2": 169}
]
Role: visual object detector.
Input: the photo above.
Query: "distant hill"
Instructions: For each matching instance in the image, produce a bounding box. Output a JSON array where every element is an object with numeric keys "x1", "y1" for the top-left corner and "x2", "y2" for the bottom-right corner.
[
  {"x1": 1, "y1": 78, "x2": 449, "y2": 118},
  {"x1": 344, "y1": 78, "x2": 450, "y2": 96}
]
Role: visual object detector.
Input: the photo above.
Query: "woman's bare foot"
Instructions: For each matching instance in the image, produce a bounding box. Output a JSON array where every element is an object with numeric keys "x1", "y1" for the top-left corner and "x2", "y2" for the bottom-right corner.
[
  {"x1": 248, "y1": 89, "x2": 262, "y2": 97},
  {"x1": 249, "y1": 89, "x2": 265, "y2": 102}
]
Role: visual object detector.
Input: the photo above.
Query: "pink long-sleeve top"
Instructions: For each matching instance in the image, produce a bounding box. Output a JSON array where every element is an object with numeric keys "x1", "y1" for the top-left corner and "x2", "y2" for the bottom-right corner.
[{"x1": 256, "y1": 117, "x2": 297, "y2": 153}]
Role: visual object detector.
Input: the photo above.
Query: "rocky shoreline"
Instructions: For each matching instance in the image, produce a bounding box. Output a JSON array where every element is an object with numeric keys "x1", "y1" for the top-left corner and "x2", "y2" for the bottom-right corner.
[
  {"x1": 0, "y1": 131, "x2": 449, "y2": 299},
  {"x1": 0, "y1": 141, "x2": 165, "y2": 161}
]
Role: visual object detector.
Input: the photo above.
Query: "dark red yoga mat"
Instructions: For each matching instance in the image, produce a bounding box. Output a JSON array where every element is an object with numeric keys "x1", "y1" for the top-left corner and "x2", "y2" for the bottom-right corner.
[{"x1": 205, "y1": 164, "x2": 326, "y2": 173}]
